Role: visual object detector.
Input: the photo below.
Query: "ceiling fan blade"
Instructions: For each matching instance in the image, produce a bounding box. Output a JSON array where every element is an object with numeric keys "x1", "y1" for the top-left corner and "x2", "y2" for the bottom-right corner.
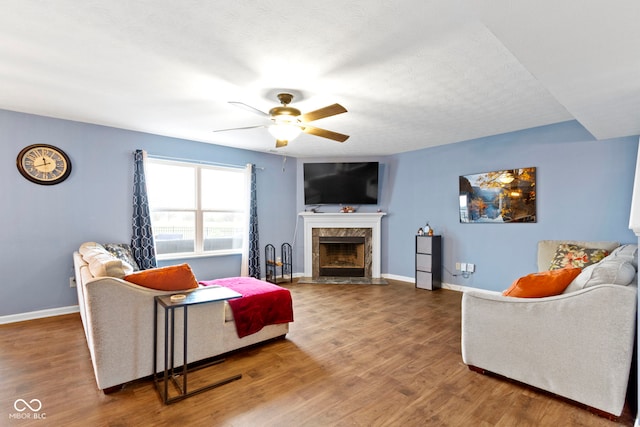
[
  {"x1": 300, "y1": 103, "x2": 347, "y2": 122},
  {"x1": 302, "y1": 125, "x2": 349, "y2": 142},
  {"x1": 212, "y1": 125, "x2": 265, "y2": 133},
  {"x1": 228, "y1": 101, "x2": 269, "y2": 117},
  {"x1": 275, "y1": 139, "x2": 288, "y2": 148}
]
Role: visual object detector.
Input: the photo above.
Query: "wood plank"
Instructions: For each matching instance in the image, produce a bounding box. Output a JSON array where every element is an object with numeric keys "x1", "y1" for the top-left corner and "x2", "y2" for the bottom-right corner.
[{"x1": 0, "y1": 280, "x2": 633, "y2": 426}]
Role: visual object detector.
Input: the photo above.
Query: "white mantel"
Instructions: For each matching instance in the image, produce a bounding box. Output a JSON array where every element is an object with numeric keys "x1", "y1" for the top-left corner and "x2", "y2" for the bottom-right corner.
[{"x1": 299, "y1": 212, "x2": 386, "y2": 278}]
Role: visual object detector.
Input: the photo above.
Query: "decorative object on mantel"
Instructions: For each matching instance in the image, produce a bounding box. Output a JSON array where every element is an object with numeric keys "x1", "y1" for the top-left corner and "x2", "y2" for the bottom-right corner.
[
  {"x1": 340, "y1": 206, "x2": 356, "y2": 213},
  {"x1": 428, "y1": 227, "x2": 434, "y2": 236},
  {"x1": 417, "y1": 228, "x2": 424, "y2": 236}
]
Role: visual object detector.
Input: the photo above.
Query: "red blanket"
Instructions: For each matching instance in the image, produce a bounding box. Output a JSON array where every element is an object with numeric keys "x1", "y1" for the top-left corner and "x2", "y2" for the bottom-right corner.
[{"x1": 199, "y1": 277, "x2": 293, "y2": 338}]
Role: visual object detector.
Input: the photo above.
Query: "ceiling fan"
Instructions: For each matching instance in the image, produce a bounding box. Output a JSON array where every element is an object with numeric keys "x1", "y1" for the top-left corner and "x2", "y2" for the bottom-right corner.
[{"x1": 213, "y1": 93, "x2": 349, "y2": 148}]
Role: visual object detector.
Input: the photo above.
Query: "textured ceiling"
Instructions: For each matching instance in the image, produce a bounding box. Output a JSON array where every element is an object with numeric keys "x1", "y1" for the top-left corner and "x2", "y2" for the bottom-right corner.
[{"x1": 0, "y1": 1, "x2": 638, "y2": 158}]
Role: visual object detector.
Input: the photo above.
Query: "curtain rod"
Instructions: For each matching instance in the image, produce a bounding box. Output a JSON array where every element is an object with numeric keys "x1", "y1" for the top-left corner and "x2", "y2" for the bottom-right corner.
[{"x1": 145, "y1": 153, "x2": 264, "y2": 170}]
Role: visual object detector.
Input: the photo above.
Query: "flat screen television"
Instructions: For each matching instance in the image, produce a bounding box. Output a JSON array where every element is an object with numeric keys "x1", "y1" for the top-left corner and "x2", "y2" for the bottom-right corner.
[{"x1": 303, "y1": 162, "x2": 379, "y2": 205}]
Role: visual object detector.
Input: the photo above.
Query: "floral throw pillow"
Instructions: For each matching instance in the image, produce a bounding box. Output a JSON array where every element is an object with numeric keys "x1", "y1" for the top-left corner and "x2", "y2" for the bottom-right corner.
[
  {"x1": 548, "y1": 244, "x2": 609, "y2": 270},
  {"x1": 103, "y1": 243, "x2": 141, "y2": 271}
]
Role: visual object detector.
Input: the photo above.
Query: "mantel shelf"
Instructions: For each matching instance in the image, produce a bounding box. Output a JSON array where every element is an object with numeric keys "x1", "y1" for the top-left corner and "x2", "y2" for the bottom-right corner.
[{"x1": 299, "y1": 212, "x2": 386, "y2": 217}]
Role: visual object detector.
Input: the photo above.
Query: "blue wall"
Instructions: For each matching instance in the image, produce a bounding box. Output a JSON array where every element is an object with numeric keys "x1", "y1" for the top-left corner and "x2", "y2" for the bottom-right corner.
[
  {"x1": 0, "y1": 109, "x2": 297, "y2": 316},
  {"x1": 384, "y1": 121, "x2": 638, "y2": 291},
  {"x1": 293, "y1": 122, "x2": 638, "y2": 292},
  {"x1": 2, "y1": 108, "x2": 638, "y2": 317}
]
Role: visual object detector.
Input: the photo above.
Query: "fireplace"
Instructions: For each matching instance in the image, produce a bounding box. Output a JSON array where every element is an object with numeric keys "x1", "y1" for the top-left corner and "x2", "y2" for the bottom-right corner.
[
  {"x1": 300, "y1": 212, "x2": 386, "y2": 280},
  {"x1": 318, "y1": 236, "x2": 366, "y2": 277},
  {"x1": 311, "y1": 227, "x2": 372, "y2": 279}
]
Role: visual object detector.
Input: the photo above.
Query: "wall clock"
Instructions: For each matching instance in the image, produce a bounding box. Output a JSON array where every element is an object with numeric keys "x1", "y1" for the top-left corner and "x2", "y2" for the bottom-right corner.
[{"x1": 16, "y1": 144, "x2": 72, "y2": 185}]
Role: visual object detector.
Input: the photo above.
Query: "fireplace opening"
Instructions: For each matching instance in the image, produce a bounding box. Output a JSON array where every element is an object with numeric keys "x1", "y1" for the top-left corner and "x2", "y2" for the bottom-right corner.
[{"x1": 318, "y1": 236, "x2": 365, "y2": 277}]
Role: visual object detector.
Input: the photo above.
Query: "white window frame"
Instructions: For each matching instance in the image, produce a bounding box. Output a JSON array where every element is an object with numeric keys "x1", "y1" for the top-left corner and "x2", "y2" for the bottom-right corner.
[{"x1": 146, "y1": 157, "x2": 248, "y2": 260}]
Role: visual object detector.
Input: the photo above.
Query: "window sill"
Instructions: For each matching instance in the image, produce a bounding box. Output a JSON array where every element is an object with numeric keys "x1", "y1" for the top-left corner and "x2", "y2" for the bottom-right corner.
[{"x1": 157, "y1": 250, "x2": 242, "y2": 262}]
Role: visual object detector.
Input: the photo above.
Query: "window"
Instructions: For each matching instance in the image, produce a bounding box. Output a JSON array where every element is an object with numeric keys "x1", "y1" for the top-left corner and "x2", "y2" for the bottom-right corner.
[{"x1": 145, "y1": 158, "x2": 248, "y2": 259}]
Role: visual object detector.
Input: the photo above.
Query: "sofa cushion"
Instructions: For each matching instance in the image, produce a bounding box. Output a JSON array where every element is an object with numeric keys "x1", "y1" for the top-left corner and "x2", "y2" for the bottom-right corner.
[
  {"x1": 79, "y1": 242, "x2": 134, "y2": 278},
  {"x1": 503, "y1": 267, "x2": 582, "y2": 298},
  {"x1": 124, "y1": 263, "x2": 198, "y2": 291},
  {"x1": 608, "y1": 244, "x2": 638, "y2": 269},
  {"x1": 103, "y1": 243, "x2": 141, "y2": 271},
  {"x1": 537, "y1": 240, "x2": 619, "y2": 272},
  {"x1": 564, "y1": 259, "x2": 636, "y2": 293},
  {"x1": 548, "y1": 244, "x2": 609, "y2": 270}
]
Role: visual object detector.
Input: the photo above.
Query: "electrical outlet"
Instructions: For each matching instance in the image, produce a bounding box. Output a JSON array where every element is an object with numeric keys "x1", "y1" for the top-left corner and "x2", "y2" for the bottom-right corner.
[
  {"x1": 457, "y1": 262, "x2": 470, "y2": 272},
  {"x1": 467, "y1": 263, "x2": 475, "y2": 273},
  {"x1": 69, "y1": 276, "x2": 76, "y2": 288}
]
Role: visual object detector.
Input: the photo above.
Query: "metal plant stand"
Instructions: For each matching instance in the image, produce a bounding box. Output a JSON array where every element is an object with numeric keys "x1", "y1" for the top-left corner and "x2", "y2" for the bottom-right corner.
[{"x1": 265, "y1": 243, "x2": 293, "y2": 284}]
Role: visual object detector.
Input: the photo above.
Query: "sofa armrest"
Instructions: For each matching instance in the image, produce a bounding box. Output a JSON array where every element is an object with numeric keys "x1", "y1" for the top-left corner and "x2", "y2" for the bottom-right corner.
[
  {"x1": 83, "y1": 277, "x2": 224, "y2": 390},
  {"x1": 461, "y1": 284, "x2": 637, "y2": 416}
]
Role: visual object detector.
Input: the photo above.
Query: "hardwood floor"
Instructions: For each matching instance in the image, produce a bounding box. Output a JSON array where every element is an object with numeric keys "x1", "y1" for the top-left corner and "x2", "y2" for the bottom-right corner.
[{"x1": 1, "y1": 279, "x2": 635, "y2": 426}]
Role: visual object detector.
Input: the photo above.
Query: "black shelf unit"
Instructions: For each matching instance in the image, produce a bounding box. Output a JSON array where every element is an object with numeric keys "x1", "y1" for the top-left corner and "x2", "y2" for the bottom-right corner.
[{"x1": 416, "y1": 235, "x2": 442, "y2": 290}]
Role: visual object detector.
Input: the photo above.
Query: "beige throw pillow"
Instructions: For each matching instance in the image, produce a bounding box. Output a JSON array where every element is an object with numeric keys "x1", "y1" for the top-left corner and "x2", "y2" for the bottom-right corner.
[{"x1": 79, "y1": 242, "x2": 134, "y2": 278}]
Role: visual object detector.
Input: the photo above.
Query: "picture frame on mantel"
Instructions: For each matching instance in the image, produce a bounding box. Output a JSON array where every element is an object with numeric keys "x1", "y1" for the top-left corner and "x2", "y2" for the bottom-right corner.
[{"x1": 459, "y1": 167, "x2": 536, "y2": 223}]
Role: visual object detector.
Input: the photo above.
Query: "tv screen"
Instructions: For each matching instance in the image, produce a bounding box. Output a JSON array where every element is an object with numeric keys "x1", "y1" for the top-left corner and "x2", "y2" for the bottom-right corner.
[{"x1": 304, "y1": 162, "x2": 379, "y2": 205}]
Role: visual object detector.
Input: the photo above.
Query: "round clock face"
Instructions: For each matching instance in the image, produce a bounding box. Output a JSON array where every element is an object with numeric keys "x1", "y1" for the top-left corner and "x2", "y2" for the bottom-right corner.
[{"x1": 17, "y1": 144, "x2": 72, "y2": 185}]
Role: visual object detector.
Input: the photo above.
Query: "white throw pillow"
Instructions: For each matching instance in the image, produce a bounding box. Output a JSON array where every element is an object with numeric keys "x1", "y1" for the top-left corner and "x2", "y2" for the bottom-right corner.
[
  {"x1": 564, "y1": 259, "x2": 636, "y2": 293},
  {"x1": 79, "y1": 241, "x2": 106, "y2": 255},
  {"x1": 79, "y1": 241, "x2": 134, "y2": 278}
]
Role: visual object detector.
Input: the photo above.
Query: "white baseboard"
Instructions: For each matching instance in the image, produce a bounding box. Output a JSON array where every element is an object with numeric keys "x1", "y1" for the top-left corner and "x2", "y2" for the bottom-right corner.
[
  {"x1": 381, "y1": 274, "x2": 500, "y2": 295},
  {"x1": 0, "y1": 305, "x2": 79, "y2": 325},
  {"x1": 382, "y1": 273, "x2": 414, "y2": 283},
  {"x1": 441, "y1": 282, "x2": 500, "y2": 294}
]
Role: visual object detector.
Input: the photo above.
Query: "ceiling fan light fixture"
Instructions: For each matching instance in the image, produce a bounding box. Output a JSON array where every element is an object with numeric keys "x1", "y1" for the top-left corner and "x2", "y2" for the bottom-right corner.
[
  {"x1": 268, "y1": 123, "x2": 301, "y2": 142},
  {"x1": 219, "y1": 92, "x2": 349, "y2": 147}
]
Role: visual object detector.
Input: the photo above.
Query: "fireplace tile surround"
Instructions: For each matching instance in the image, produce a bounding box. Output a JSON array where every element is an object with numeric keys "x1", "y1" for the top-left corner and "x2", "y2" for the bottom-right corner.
[
  {"x1": 314, "y1": 228, "x2": 371, "y2": 278},
  {"x1": 299, "y1": 212, "x2": 386, "y2": 283}
]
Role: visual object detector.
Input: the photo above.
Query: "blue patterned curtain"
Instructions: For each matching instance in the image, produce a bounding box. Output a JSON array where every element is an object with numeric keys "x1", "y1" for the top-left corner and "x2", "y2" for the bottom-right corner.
[
  {"x1": 241, "y1": 164, "x2": 260, "y2": 278},
  {"x1": 131, "y1": 150, "x2": 157, "y2": 270}
]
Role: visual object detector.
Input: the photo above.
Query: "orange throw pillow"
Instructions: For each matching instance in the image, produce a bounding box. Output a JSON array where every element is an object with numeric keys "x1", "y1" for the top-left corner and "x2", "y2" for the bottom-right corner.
[
  {"x1": 124, "y1": 264, "x2": 198, "y2": 291},
  {"x1": 502, "y1": 267, "x2": 582, "y2": 298}
]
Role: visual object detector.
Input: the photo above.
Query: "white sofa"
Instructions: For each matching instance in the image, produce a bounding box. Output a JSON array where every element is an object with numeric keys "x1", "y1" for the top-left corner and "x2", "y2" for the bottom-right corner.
[
  {"x1": 73, "y1": 249, "x2": 289, "y2": 392},
  {"x1": 461, "y1": 240, "x2": 637, "y2": 418}
]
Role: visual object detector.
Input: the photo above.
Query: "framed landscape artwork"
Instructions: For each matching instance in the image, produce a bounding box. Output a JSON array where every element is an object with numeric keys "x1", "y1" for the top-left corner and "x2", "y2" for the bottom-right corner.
[{"x1": 459, "y1": 167, "x2": 536, "y2": 223}]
